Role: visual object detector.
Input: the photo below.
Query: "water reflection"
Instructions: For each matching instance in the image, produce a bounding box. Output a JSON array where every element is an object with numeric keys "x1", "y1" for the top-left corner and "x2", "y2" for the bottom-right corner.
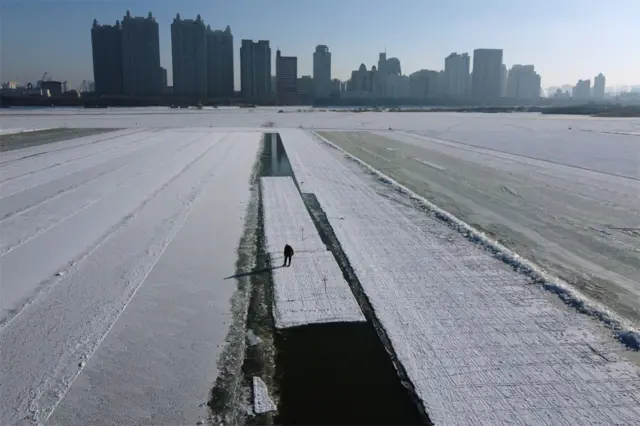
[{"x1": 267, "y1": 133, "x2": 293, "y2": 177}]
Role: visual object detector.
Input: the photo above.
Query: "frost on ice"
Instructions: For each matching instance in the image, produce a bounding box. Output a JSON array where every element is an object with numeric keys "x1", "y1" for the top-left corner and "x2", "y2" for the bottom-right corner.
[
  {"x1": 0, "y1": 129, "x2": 262, "y2": 426},
  {"x1": 2, "y1": 109, "x2": 640, "y2": 426},
  {"x1": 261, "y1": 176, "x2": 365, "y2": 329},
  {"x1": 280, "y1": 128, "x2": 640, "y2": 425}
]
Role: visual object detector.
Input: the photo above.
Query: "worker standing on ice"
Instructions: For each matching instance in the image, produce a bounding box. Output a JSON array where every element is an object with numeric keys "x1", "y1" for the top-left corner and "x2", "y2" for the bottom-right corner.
[{"x1": 283, "y1": 244, "x2": 294, "y2": 267}]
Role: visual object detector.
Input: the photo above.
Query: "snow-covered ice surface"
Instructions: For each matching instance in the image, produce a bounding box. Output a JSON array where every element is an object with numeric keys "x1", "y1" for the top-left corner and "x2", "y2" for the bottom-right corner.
[
  {"x1": 261, "y1": 176, "x2": 364, "y2": 328},
  {"x1": 2, "y1": 107, "x2": 639, "y2": 135},
  {"x1": 406, "y1": 119, "x2": 640, "y2": 180},
  {"x1": 0, "y1": 128, "x2": 139, "y2": 167},
  {"x1": 1, "y1": 129, "x2": 220, "y2": 320},
  {"x1": 280, "y1": 128, "x2": 640, "y2": 425},
  {"x1": 261, "y1": 176, "x2": 327, "y2": 256},
  {"x1": 2, "y1": 108, "x2": 640, "y2": 424},
  {"x1": 0, "y1": 129, "x2": 261, "y2": 425},
  {"x1": 319, "y1": 129, "x2": 640, "y2": 329}
]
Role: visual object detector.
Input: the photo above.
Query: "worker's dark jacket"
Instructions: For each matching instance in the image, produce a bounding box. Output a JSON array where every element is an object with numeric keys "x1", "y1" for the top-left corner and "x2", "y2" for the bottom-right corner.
[{"x1": 284, "y1": 245, "x2": 294, "y2": 257}]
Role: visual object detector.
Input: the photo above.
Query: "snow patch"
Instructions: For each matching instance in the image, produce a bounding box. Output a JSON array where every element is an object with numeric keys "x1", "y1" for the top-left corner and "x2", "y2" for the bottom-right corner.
[
  {"x1": 410, "y1": 157, "x2": 446, "y2": 171},
  {"x1": 312, "y1": 130, "x2": 640, "y2": 350},
  {"x1": 252, "y1": 377, "x2": 276, "y2": 414},
  {"x1": 501, "y1": 185, "x2": 522, "y2": 197},
  {"x1": 0, "y1": 127, "x2": 51, "y2": 135},
  {"x1": 261, "y1": 176, "x2": 365, "y2": 328},
  {"x1": 246, "y1": 329, "x2": 262, "y2": 347}
]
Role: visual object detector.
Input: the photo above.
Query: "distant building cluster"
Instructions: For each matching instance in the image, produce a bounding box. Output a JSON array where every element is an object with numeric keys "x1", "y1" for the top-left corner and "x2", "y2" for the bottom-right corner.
[
  {"x1": 0, "y1": 78, "x2": 85, "y2": 99},
  {"x1": 3, "y1": 8, "x2": 634, "y2": 106},
  {"x1": 548, "y1": 73, "x2": 609, "y2": 101},
  {"x1": 88, "y1": 10, "x2": 627, "y2": 104},
  {"x1": 89, "y1": 10, "x2": 333, "y2": 104},
  {"x1": 340, "y1": 48, "x2": 543, "y2": 104}
]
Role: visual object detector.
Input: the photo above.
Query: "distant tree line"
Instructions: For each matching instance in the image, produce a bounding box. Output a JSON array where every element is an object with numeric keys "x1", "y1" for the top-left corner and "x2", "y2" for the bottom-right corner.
[{"x1": 1, "y1": 94, "x2": 638, "y2": 117}]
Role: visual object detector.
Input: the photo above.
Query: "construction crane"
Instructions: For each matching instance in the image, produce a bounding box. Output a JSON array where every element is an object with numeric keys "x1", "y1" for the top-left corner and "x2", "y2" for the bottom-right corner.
[{"x1": 37, "y1": 72, "x2": 48, "y2": 88}]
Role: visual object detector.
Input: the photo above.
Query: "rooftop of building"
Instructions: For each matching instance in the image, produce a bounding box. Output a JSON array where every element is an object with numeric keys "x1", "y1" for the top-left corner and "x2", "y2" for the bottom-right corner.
[
  {"x1": 277, "y1": 50, "x2": 297, "y2": 61},
  {"x1": 123, "y1": 10, "x2": 155, "y2": 21},
  {"x1": 207, "y1": 25, "x2": 232, "y2": 33},
  {"x1": 173, "y1": 13, "x2": 205, "y2": 25},
  {"x1": 92, "y1": 19, "x2": 121, "y2": 29}
]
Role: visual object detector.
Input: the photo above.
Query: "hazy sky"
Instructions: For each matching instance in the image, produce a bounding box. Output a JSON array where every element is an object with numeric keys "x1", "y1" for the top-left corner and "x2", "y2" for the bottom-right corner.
[{"x1": 1, "y1": 0, "x2": 638, "y2": 90}]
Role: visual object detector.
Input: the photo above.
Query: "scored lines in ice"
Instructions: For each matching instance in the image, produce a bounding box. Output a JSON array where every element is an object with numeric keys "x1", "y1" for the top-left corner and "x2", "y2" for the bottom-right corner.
[
  {"x1": 0, "y1": 133, "x2": 228, "y2": 322},
  {"x1": 0, "y1": 128, "x2": 142, "y2": 167},
  {"x1": 0, "y1": 133, "x2": 200, "y2": 219},
  {"x1": 0, "y1": 135, "x2": 208, "y2": 256},
  {"x1": 261, "y1": 176, "x2": 364, "y2": 328},
  {"x1": 354, "y1": 145, "x2": 390, "y2": 162},
  {"x1": 39, "y1": 136, "x2": 238, "y2": 425},
  {"x1": 283, "y1": 130, "x2": 640, "y2": 424},
  {"x1": 0, "y1": 131, "x2": 164, "y2": 197},
  {"x1": 411, "y1": 157, "x2": 446, "y2": 171}
]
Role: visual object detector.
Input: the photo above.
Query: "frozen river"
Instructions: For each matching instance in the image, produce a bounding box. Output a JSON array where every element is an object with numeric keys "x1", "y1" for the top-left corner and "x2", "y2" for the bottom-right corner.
[
  {"x1": 319, "y1": 129, "x2": 640, "y2": 328},
  {"x1": 0, "y1": 127, "x2": 261, "y2": 425},
  {"x1": 281, "y1": 128, "x2": 640, "y2": 425},
  {"x1": 1, "y1": 108, "x2": 639, "y2": 425}
]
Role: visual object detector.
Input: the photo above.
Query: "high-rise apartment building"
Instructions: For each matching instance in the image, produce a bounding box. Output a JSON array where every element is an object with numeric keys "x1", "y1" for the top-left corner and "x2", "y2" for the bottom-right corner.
[
  {"x1": 313, "y1": 45, "x2": 331, "y2": 99},
  {"x1": 171, "y1": 14, "x2": 207, "y2": 99},
  {"x1": 593, "y1": 73, "x2": 605, "y2": 99},
  {"x1": 297, "y1": 75, "x2": 314, "y2": 104},
  {"x1": 444, "y1": 52, "x2": 470, "y2": 98},
  {"x1": 348, "y1": 64, "x2": 375, "y2": 93},
  {"x1": 276, "y1": 50, "x2": 298, "y2": 105},
  {"x1": 377, "y1": 52, "x2": 387, "y2": 97},
  {"x1": 573, "y1": 79, "x2": 591, "y2": 99},
  {"x1": 121, "y1": 11, "x2": 162, "y2": 96},
  {"x1": 472, "y1": 48, "x2": 503, "y2": 103},
  {"x1": 240, "y1": 40, "x2": 271, "y2": 101},
  {"x1": 374, "y1": 52, "x2": 402, "y2": 97},
  {"x1": 408, "y1": 70, "x2": 432, "y2": 99},
  {"x1": 385, "y1": 74, "x2": 411, "y2": 99},
  {"x1": 206, "y1": 26, "x2": 234, "y2": 97},
  {"x1": 385, "y1": 57, "x2": 401, "y2": 76},
  {"x1": 91, "y1": 19, "x2": 124, "y2": 95},
  {"x1": 500, "y1": 64, "x2": 508, "y2": 98},
  {"x1": 331, "y1": 79, "x2": 343, "y2": 93},
  {"x1": 506, "y1": 65, "x2": 541, "y2": 100},
  {"x1": 160, "y1": 67, "x2": 167, "y2": 88}
]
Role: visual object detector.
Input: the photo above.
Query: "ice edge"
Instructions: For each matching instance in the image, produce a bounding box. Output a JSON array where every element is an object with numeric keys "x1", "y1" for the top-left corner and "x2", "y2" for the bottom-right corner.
[{"x1": 311, "y1": 130, "x2": 640, "y2": 351}]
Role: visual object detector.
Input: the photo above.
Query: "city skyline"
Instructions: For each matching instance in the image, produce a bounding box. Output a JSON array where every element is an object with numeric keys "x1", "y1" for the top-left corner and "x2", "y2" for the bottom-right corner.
[{"x1": 1, "y1": 0, "x2": 638, "y2": 90}]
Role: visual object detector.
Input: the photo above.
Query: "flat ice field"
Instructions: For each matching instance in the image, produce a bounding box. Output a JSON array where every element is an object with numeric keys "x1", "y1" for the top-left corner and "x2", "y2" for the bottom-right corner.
[
  {"x1": 1, "y1": 108, "x2": 640, "y2": 425},
  {"x1": 281, "y1": 128, "x2": 640, "y2": 424},
  {"x1": 0, "y1": 127, "x2": 261, "y2": 425},
  {"x1": 319, "y1": 128, "x2": 640, "y2": 328}
]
